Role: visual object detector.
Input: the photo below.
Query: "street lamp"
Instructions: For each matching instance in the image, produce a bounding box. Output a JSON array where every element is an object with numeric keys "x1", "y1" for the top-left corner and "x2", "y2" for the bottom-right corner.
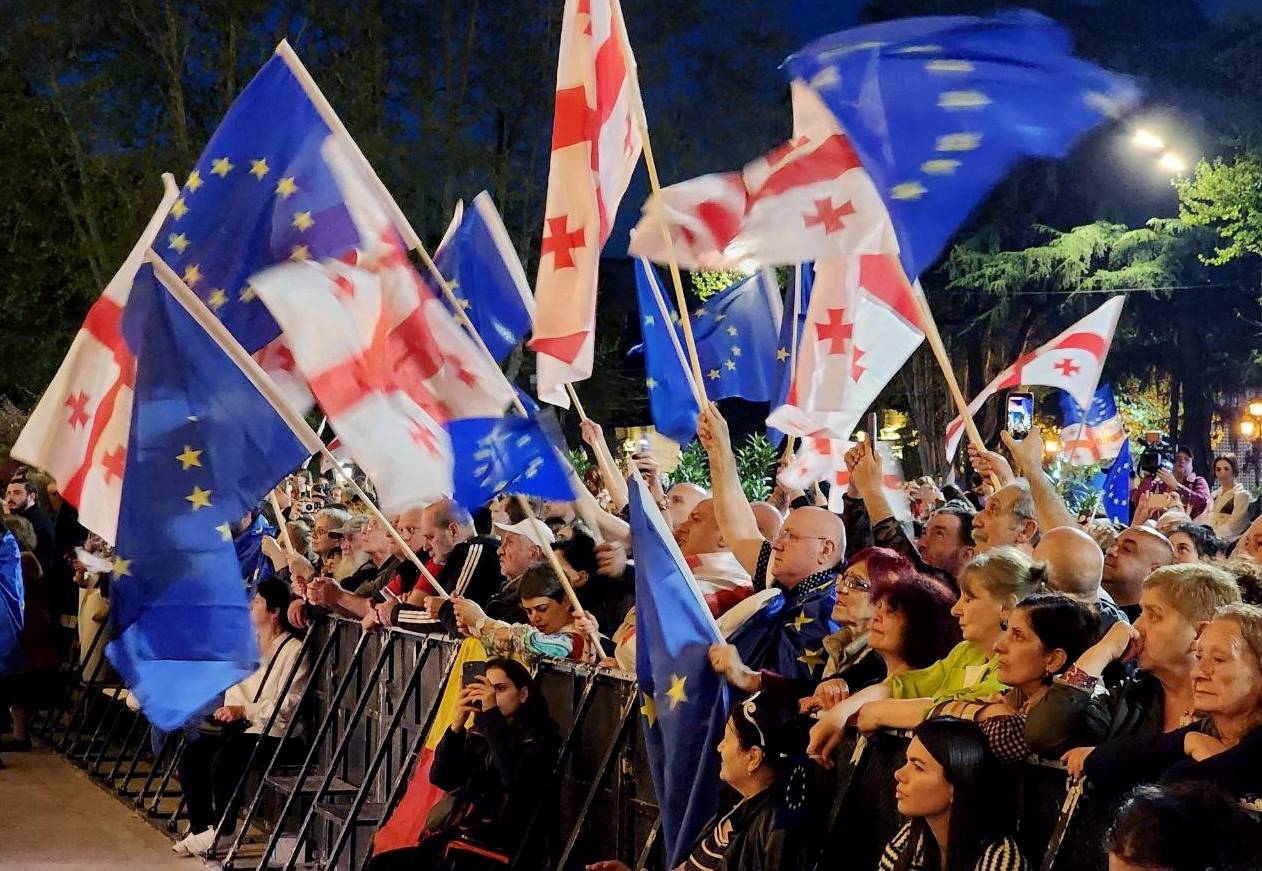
[
  {"x1": 1158, "y1": 152, "x2": 1188, "y2": 175},
  {"x1": 1132, "y1": 129, "x2": 1164, "y2": 151}
]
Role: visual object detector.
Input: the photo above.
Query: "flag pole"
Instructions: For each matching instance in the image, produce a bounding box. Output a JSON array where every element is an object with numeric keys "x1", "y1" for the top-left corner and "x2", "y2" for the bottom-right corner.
[
  {"x1": 641, "y1": 259, "x2": 703, "y2": 406},
  {"x1": 145, "y1": 250, "x2": 449, "y2": 598},
  {"x1": 908, "y1": 285, "x2": 987, "y2": 452},
  {"x1": 782, "y1": 264, "x2": 804, "y2": 462},
  {"x1": 564, "y1": 384, "x2": 589, "y2": 421},
  {"x1": 268, "y1": 491, "x2": 296, "y2": 556}
]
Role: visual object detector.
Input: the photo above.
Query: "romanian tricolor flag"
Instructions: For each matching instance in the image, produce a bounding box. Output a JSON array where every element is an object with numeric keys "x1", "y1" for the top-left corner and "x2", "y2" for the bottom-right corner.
[{"x1": 372, "y1": 637, "x2": 488, "y2": 855}]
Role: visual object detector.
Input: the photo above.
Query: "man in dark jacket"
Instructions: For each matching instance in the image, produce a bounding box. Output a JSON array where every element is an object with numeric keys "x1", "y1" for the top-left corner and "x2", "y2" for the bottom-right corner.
[{"x1": 5, "y1": 479, "x2": 55, "y2": 579}]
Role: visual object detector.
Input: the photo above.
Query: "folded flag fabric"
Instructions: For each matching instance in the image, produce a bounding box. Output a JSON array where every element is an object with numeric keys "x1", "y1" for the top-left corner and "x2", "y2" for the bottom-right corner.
[
  {"x1": 434, "y1": 194, "x2": 535, "y2": 364},
  {"x1": 1060, "y1": 383, "x2": 1126, "y2": 466},
  {"x1": 107, "y1": 264, "x2": 310, "y2": 730},
  {"x1": 785, "y1": 10, "x2": 1141, "y2": 278},
  {"x1": 1103, "y1": 438, "x2": 1132, "y2": 525},
  {"x1": 447, "y1": 415, "x2": 576, "y2": 510},
  {"x1": 767, "y1": 263, "x2": 815, "y2": 445},
  {"x1": 778, "y1": 437, "x2": 912, "y2": 518}
]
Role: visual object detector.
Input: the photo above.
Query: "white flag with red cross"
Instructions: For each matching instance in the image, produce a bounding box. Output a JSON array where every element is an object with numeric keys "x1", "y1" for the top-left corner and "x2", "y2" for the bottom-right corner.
[
  {"x1": 766, "y1": 253, "x2": 925, "y2": 441},
  {"x1": 628, "y1": 83, "x2": 898, "y2": 270},
  {"x1": 530, "y1": 0, "x2": 643, "y2": 406},
  {"x1": 779, "y1": 437, "x2": 911, "y2": 518},
  {"x1": 944, "y1": 295, "x2": 1125, "y2": 461}
]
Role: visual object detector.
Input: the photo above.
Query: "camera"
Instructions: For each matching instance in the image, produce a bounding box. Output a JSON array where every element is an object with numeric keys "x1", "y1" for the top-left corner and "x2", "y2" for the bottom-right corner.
[{"x1": 1138, "y1": 433, "x2": 1174, "y2": 476}]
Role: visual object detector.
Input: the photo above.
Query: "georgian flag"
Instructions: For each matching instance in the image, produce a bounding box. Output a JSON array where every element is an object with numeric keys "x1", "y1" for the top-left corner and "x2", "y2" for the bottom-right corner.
[
  {"x1": 944, "y1": 295, "x2": 1125, "y2": 461},
  {"x1": 531, "y1": 0, "x2": 643, "y2": 406},
  {"x1": 779, "y1": 436, "x2": 911, "y2": 518}
]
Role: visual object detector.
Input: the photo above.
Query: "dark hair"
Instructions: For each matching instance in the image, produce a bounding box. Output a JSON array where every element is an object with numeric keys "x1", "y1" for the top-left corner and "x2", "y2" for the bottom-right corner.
[
  {"x1": 256, "y1": 577, "x2": 301, "y2": 636},
  {"x1": 728, "y1": 691, "x2": 803, "y2": 782},
  {"x1": 6, "y1": 478, "x2": 36, "y2": 498},
  {"x1": 931, "y1": 500, "x2": 976, "y2": 547},
  {"x1": 1214, "y1": 453, "x2": 1240, "y2": 477},
  {"x1": 845, "y1": 546, "x2": 915, "y2": 591},
  {"x1": 897, "y1": 718, "x2": 1019, "y2": 871},
  {"x1": 1169, "y1": 521, "x2": 1225, "y2": 559},
  {"x1": 874, "y1": 574, "x2": 961, "y2": 669},
  {"x1": 484, "y1": 656, "x2": 554, "y2": 730},
  {"x1": 505, "y1": 496, "x2": 547, "y2": 524},
  {"x1": 517, "y1": 565, "x2": 567, "y2": 605},
  {"x1": 1105, "y1": 782, "x2": 1262, "y2": 871},
  {"x1": 553, "y1": 525, "x2": 599, "y2": 580},
  {"x1": 1012, "y1": 592, "x2": 1101, "y2": 677}
]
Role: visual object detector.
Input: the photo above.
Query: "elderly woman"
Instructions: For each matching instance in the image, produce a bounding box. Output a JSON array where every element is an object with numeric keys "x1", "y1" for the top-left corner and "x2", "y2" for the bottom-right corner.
[
  {"x1": 1027, "y1": 563, "x2": 1240, "y2": 776},
  {"x1": 1082, "y1": 603, "x2": 1262, "y2": 799}
]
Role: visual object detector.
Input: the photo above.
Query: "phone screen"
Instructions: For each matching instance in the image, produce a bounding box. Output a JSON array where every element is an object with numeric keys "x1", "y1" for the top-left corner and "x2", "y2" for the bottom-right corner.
[{"x1": 1006, "y1": 392, "x2": 1034, "y2": 439}]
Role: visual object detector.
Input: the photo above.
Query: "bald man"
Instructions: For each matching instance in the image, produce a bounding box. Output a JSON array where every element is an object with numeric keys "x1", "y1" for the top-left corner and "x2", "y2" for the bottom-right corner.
[
  {"x1": 664, "y1": 482, "x2": 709, "y2": 530},
  {"x1": 698, "y1": 404, "x2": 842, "y2": 683},
  {"x1": 675, "y1": 498, "x2": 753, "y2": 615},
  {"x1": 1102, "y1": 525, "x2": 1175, "y2": 620},
  {"x1": 750, "y1": 501, "x2": 784, "y2": 543},
  {"x1": 1034, "y1": 526, "x2": 1129, "y2": 629}
]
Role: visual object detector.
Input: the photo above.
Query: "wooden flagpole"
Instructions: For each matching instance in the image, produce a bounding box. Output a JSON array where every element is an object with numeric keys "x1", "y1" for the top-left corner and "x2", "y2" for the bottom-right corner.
[
  {"x1": 782, "y1": 264, "x2": 804, "y2": 462},
  {"x1": 145, "y1": 250, "x2": 449, "y2": 598},
  {"x1": 907, "y1": 283, "x2": 987, "y2": 452}
]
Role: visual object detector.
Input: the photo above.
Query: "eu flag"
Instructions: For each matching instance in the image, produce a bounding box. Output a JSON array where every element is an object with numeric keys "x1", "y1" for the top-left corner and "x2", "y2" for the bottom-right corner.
[
  {"x1": 0, "y1": 531, "x2": 23, "y2": 674},
  {"x1": 634, "y1": 259, "x2": 783, "y2": 444},
  {"x1": 106, "y1": 265, "x2": 310, "y2": 730},
  {"x1": 434, "y1": 194, "x2": 534, "y2": 364},
  {"x1": 1103, "y1": 438, "x2": 1132, "y2": 525},
  {"x1": 156, "y1": 51, "x2": 362, "y2": 354},
  {"x1": 786, "y1": 10, "x2": 1141, "y2": 277},
  {"x1": 1060, "y1": 382, "x2": 1120, "y2": 429},
  {"x1": 768, "y1": 262, "x2": 814, "y2": 445},
  {"x1": 446, "y1": 415, "x2": 576, "y2": 510},
  {"x1": 629, "y1": 474, "x2": 729, "y2": 867}
]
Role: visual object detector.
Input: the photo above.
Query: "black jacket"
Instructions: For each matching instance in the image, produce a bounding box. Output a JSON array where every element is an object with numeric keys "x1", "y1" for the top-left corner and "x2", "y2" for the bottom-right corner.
[
  {"x1": 839, "y1": 495, "x2": 958, "y2": 591},
  {"x1": 18, "y1": 504, "x2": 56, "y2": 581},
  {"x1": 680, "y1": 786, "x2": 812, "y2": 871},
  {"x1": 428, "y1": 707, "x2": 560, "y2": 863},
  {"x1": 1026, "y1": 670, "x2": 1165, "y2": 761},
  {"x1": 1085, "y1": 720, "x2": 1262, "y2": 801}
]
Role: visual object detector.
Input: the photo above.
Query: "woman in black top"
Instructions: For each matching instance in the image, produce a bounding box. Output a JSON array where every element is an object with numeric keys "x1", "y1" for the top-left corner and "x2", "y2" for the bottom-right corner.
[
  {"x1": 367, "y1": 657, "x2": 560, "y2": 871},
  {"x1": 587, "y1": 692, "x2": 813, "y2": 871}
]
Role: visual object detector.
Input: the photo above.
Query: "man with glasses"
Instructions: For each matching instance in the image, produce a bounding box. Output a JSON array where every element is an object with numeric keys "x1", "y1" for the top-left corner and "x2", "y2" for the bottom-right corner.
[{"x1": 697, "y1": 404, "x2": 843, "y2": 683}]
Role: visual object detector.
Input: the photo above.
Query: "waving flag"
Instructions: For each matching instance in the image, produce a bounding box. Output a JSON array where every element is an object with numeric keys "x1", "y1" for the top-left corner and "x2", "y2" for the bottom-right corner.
[
  {"x1": 1102, "y1": 438, "x2": 1132, "y2": 525},
  {"x1": 633, "y1": 260, "x2": 783, "y2": 444},
  {"x1": 779, "y1": 437, "x2": 912, "y2": 518},
  {"x1": 629, "y1": 83, "x2": 898, "y2": 270},
  {"x1": 252, "y1": 140, "x2": 515, "y2": 511},
  {"x1": 0, "y1": 532, "x2": 22, "y2": 674},
  {"x1": 434, "y1": 194, "x2": 535, "y2": 363},
  {"x1": 11, "y1": 182, "x2": 180, "y2": 543},
  {"x1": 628, "y1": 474, "x2": 728, "y2": 867},
  {"x1": 767, "y1": 253, "x2": 925, "y2": 441},
  {"x1": 1060, "y1": 383, "x2": 1126, "y2": 466},
  {"x1": 946, "y1": 295, "x2": 1125, "y2": 460},
  {"x1": 532, "y1": 0, "x2": 643, "y2": 406},
  {"x1": 107, "y1": 264, "x2": 310, "y2": 730},
  {"x1": 767, "y1": 263, "x2": 815, "y2": 445},
  {"x1": 786, "y1": 10, "x2": 1141, "y2": 278},
  {"x1": 447, "y1": 415, "x2": 576, "y2": 510}
]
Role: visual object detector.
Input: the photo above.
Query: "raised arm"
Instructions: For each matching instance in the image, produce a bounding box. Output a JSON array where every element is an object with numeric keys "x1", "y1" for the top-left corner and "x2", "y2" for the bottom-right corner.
[
  {"x1": 999, "y1": 431, "x2": 1077, "y2": 531},
  {"x1": 579, "y1": 418, "x2": 630, "y2": 512},
  {"x1": 697, "y1": 403, "x2": 764, "y2": 576}
]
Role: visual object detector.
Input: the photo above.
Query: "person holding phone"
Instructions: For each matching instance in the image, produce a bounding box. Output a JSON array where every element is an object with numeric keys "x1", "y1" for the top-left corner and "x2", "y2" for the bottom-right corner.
[{"x1": 367, "y1": 658, "x2": 560, "y2": 871}]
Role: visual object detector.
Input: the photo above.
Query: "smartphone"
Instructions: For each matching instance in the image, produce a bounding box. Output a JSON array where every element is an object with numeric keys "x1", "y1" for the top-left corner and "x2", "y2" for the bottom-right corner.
[
  {"x1": 462, "y1": 661, "x2": 487, "y2": 687},
  {"x1": 1006, "y1": 392, "x2": 1034, "y2": 439}
]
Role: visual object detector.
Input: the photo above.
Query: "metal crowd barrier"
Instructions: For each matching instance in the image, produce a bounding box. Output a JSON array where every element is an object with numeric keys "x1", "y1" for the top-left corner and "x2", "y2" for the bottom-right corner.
[{"x1": 37, "y1": 614, "x2": 1117, "y2": 870}]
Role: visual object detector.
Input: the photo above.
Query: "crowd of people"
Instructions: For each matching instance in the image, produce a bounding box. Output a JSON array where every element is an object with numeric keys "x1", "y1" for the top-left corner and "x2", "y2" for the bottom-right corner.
[{"x1": 4, "y1": 405, "x2": 1262, "y2": 869}]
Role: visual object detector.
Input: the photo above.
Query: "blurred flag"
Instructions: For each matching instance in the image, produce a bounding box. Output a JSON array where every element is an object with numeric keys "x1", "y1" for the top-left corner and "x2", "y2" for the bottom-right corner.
[
  {"x1": 767, "y1": 263, "x2": 814, "y2": 445},
  {"x1": 447, "y1": 416, "x2": 576, "y2": 510},
  {"x1": 779, "y1": 437, "x2": 911, "y2": 518},
  {"x1": 633, "y1": 260, "x2": 783, "y2": 444},
  {"x1": 945, "y1": 296, "x2": 1125, "y2": 460},
  {"x1": 1103, "y1": 438, "x2": 1132, "y2": 524},
  {"x1": 107, "y1": 264, "x2": 310, "y2": 730},
  {"x1": 785, "y1": 10, "x2": 1141, "y2": 278},
  {"x1": 252, "y1": 139, "x2": 515, "y2": 512},
  {"x1": 767, "y1": 254, "x2": 925, "y2": 441},
  {"x1": 629, "y1": 83, "x2": 898, "y2": 270},
  {"x1": 628, "y1": 473, "x2": 728, "y2": 868},
  {"x1": 1060, "y1": 383, "x2": 1126, "y2": 466},
  {"x1": 11, "y1": 183, "x2": 178, "y2": 543},
  {"x1": 434, "y1": 194, "x2": 535, "y2": 363},
  {"x1": 532, "y1": 0, "x2": 643, "y2": 406},
  {"x1": 0, "y1": 531, "x2": 22, "y2": 674}
]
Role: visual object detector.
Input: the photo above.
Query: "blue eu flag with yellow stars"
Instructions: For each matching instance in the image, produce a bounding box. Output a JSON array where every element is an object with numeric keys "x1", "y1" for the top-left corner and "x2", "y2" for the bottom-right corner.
[
  {"x1": 446, "y1": 415, "x2": 575, "y2": 510},
  {"x1": 628, "y1": 473, "x2": 729, "y2": 867},
  {"x1": 1102, "y1": 438, "x2": 1132, "y2": 525},
  {"x1": 786, "y1": 10, "x2": 1141, "y2": 277},
  {"x1": 634, "y1": 259, "x2": 783, "y2": 445},
  {"x1": 434, "y1": 194, "x2": 534, "y2": 364},
  {"x1": 156, "y1": 51, "x2": 362, "y2": 354},
  {"x1": 106, "y1": 264, "x2": 310, "y2": 731},
  {"x1": 768, "y1": 262, "x2": 814, "y2": 445}
]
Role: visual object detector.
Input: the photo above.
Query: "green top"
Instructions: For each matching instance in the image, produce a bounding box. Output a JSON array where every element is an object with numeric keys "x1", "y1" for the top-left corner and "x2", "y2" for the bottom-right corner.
[{"x1": 886, "y1": 640, "x2": 1005, "y2": 702}]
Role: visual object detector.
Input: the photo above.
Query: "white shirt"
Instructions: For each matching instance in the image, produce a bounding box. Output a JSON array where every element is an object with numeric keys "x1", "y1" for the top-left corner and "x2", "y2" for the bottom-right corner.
[
  {"x1": 1195, "y1": 482, "x2": 1252, "y2": 541},
  {"x1": 224, "y1": 633, "x2": 309, "y2": 737}
]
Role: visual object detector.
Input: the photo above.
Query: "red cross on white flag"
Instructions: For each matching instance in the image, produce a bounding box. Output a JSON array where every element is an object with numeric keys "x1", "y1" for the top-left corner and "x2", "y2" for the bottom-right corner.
[
  {"x1": 531, "y1": 0, "x2": 643, "y2": 407},
  {"x1": 778, "y1": 436, "x2": 911, "y2": 519},
  {"x1": 944, "y1": 295, "x2": 1125, "y2": 461}
]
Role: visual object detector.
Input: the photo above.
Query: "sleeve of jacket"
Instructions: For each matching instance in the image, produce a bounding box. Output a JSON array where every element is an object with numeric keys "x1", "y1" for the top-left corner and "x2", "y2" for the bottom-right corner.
[
  {"x1": 1024, "y1": 681, "x2": 1113, "y2": 758},
  {"x1": 871, "y1": 517, "x2": 929, "y2": 573},
  {"x1": 1084, "y1": 724, "x2": 1191, "y2": 796},
  {"x1": 839, "y1": 495, "x2": 873, "y2": 560},
  {"x1": 1160, "y1": 723, "x2": 1262, "y2": 795},
  {"x1": 476, "y1": 708, "x2": 558, "y2": 791},
  {"x1": 429, "y1": 727, "x2": 473, "y2": 792}
]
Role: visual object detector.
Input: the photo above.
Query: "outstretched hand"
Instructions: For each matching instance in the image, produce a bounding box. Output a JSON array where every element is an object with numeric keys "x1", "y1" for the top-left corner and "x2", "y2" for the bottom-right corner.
[{"x1": 1000, "y1": 429, "x2": 1045, "y2": 479}]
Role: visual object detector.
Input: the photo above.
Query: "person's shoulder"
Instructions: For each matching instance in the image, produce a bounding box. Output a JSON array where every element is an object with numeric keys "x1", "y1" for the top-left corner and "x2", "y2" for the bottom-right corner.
[{"x1": 977, "y1": 835, "x2": 1029, "y2": 870}]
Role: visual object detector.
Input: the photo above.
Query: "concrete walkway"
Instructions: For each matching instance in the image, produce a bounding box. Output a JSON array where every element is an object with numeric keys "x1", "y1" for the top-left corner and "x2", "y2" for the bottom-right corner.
[{"x1": 0, "y1": 749, "x2": 202, "y2": 870}]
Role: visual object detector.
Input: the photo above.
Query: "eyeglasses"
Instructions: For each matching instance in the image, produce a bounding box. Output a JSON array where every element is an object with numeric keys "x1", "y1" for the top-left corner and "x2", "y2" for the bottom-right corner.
[
  {"x1": 839, "y1": 575, "x2": 871, "y2": 593},
  {"x1": 776, "y1": 530, "x2": 831, "y2": 545}
]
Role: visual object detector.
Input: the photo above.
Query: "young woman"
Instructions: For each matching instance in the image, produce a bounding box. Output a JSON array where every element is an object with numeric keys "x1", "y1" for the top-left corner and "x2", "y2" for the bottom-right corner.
[
  {"x1": 807, "y1": 548, "x2": 1044, "y2": 764},
  {"x1": 879, "y1": 717, "x2": 1028, "y2": 871},
  {"x1": 1085, "y1": 603, "x2": 1262, "y2": 799},
  {"x1": 1026, "y1": 563, "x2": 1241, "y2": 780},
  {"x1": 369, "y1": 658, "x2": 561, "y2": 870},
  {"x1": 174, "y1": 578, "x2": 309, "y2": 856},
  {"x1": 587, "y1": 691, "x2": 813, "y2": 871},
  {"x1": 1194, "y1": 453, "x2": 1252, "y2": 542},
  {"x1": 934, "y1": 593, "x2": 1100, "y2": 762}
]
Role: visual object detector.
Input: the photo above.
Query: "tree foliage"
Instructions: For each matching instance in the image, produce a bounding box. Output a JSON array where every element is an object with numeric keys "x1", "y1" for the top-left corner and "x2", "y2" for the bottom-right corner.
[{"x1": 1176, "y1": 154, "x2": 1262, "y2": 266}]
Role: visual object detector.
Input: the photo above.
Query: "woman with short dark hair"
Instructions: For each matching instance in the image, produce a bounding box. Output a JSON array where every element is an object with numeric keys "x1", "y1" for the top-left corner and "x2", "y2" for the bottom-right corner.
[{"x1": 879, "y1": 717, "x2": 1028, "y2": 870}]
